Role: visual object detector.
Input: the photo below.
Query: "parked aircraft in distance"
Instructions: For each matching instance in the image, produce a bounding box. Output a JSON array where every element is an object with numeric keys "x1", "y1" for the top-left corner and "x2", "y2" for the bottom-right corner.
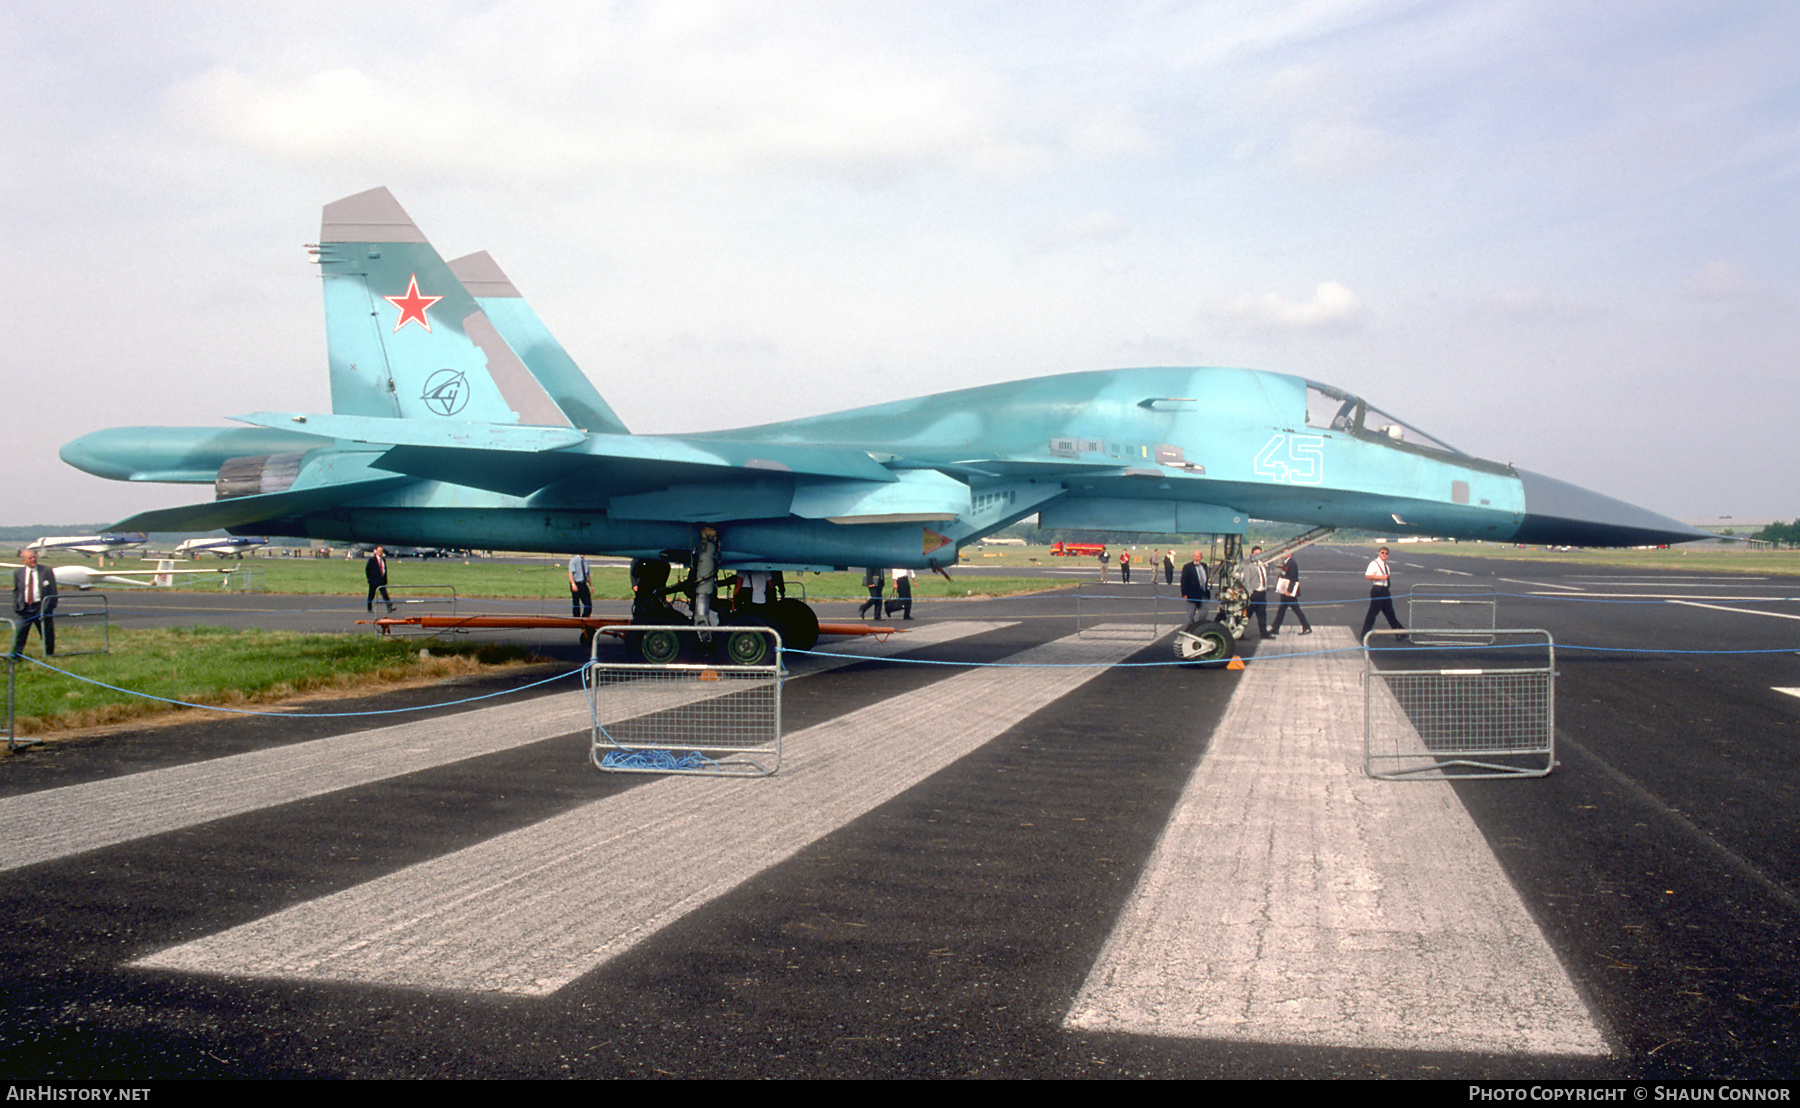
[
  {"x1": 2, "y1": 559, "x2": 229, "y2": 591},
  {"x1": 23, "y1": 534, "x2": 145, "y2": 559},
  {"x1": 58, "y1": 188, "x2": 1705, "y2": 664},
  {"x1": 173, "y1": 536, "x2": 269, "y2": 559}
]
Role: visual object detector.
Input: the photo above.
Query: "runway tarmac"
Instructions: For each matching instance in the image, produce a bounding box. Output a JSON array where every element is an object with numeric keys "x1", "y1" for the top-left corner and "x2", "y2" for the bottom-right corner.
[{"x1": 1, "y1": 546, "x2": 1796, "y2": 1078}]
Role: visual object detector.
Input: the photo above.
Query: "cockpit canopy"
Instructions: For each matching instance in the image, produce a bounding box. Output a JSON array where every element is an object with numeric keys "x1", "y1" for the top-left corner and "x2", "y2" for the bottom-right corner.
[{"x1": 1304, "y1": 381, "x2": 1464, "y2": 458}]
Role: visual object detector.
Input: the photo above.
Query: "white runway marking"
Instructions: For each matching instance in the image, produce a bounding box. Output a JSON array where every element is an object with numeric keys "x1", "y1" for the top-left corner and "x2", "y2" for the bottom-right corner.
[
  {"x1": 0, "y1": 621, "x2": 1009, "y2": 874},
  {"x1": 1572, "y1": 576, "x2": 1774, "y2": 583},
  {"x1": 1668, "y1": 600, "x2": 1800, "y2": 621},
  {"x1": 133, "y1": 628, "x2": 1149, "y2": 996},
  {"x1": 1776, "y1": 689, "x2": 1800, "y2": 701},
  {"x1": 1065, "y1": 627, "x2": 1608, "y2": 1056},
  {"x1": 1500, "y1": 577, "x2": 1580, "y2": 591},
  {"x1": 1527, "y1": 592, "x2": 1796, "y2": 600}
]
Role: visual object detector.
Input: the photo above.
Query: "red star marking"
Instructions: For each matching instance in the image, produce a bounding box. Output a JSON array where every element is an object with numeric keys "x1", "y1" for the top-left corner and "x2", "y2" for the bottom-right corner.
[{"x1": 385, "y1": 274, "x2": 443, "y2": 333}]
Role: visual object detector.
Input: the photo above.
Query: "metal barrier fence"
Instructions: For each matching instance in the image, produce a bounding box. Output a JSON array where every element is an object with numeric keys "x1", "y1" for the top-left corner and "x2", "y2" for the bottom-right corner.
[
  {"x1": 586, "y1": 624, "x2": 782, "y2": 777},
  {"x1": 1408, "y1": 583, "x2": 1498, "y2": 645},
  {"x1": 221, "y1": 564, "x2": 267, "y2": 592},
  {"x1": 3, "y1": 617, "x2": 21, "y2": 752},
  {"x1": 1075, "y1": 581, "x2": 1168, "y2": 640},
  {"x1": 384, "y1": 585, "x2": 458, "y2": 615},
  {"x1": 1363, "y1": 628, "x2": 1556, "y2": 780},
  {"x1": 44, "y1": 593, "x2": 110, "y2": 657}
]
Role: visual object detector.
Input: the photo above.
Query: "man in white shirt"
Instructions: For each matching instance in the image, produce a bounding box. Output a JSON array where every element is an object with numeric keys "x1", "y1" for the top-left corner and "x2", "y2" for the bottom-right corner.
[
  {"x1": 569, "y1": 553, "x2": 592, "y2": 618},
  {"x1": 887, "y1": 567, "x2": 914, "y2": 620},
  {"x1": 1359, "y1": 546, "x2": 1405, "y2": 642},
  {"x1": 739, "y1": 569, "x2": 771, "y2": 607}
]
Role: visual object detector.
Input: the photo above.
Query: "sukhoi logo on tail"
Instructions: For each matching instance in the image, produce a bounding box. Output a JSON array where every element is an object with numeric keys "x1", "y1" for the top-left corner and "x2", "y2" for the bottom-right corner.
[{"x1": 421, "y1": 368, "x2": 470, "y2": 416}]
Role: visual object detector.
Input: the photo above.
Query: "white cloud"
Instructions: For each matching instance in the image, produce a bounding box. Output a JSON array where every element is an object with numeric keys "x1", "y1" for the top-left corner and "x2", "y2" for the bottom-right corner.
[
  {"x1": 158, "y1": 11, "x2": 1038, "y2": 185},
  {"x1": 1220, "y1": 281, "x2": 1365, "y2": 331}
]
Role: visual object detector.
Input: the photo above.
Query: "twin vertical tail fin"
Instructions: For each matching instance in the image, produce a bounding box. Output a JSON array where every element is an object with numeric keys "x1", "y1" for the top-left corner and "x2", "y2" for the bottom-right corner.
[
  {"x1": 315, "y1": 188, "x2": 627, "y2": 434},
  {"x1": 447, "y1": 252, "x2": 630, "y2": 435}
]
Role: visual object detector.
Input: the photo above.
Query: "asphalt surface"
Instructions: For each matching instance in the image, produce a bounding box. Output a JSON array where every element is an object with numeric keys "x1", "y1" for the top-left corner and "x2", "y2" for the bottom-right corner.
[{"x1": 1, "y1": 545, "x2": 1796, "y2": 1079}]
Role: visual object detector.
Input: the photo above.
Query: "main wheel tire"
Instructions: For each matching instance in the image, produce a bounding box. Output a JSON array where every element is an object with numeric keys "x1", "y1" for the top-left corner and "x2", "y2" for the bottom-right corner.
[
  {"x1": 723, "y1": 628, "x2": 772, "y2": 666},
  {"x1": 1172, "y1": 620, "x2": 1235, "y2": 669},
  {"x1": 767, "y1": 598, "x2": 820, "y2": 651},
  {"x1": 640, "y1": 628, "x2": 682, "y2": 665}
]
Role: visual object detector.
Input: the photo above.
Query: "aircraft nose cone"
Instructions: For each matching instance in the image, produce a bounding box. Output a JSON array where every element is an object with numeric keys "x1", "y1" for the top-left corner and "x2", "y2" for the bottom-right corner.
[{"x1": 1513, "y1": 469, "x2": 1708, "y2": 547}]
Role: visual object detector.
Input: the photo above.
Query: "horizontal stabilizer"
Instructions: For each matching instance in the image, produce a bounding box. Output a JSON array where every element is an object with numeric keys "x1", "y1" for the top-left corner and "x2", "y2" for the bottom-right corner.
[
  {"x1": 110, "y1": 476, "x2": 415, "y2": 534},
  {"x1": 232, "y1": 412, "x2": 588, "y2": 452},
  {"x1": 347, "y1": 427, "x2": 902, "y2": 499}
]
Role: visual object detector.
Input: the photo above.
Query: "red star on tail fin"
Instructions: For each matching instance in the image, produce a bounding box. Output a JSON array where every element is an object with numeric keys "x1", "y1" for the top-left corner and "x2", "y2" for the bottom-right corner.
[{"x1": 385, "y1": 274, "x2": 443, "y2": 332}]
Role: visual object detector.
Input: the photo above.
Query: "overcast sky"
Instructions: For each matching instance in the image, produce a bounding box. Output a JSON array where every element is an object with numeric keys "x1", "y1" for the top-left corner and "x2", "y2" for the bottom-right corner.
[{"x1": 4, "y1": 0, "x2": 1795, "y2": 527}]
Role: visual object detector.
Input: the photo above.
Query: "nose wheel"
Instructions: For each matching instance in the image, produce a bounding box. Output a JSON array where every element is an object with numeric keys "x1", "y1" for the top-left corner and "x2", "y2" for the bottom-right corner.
[{"x1": 1172, "y1": 621, "x2": 1235, "y2": 668}]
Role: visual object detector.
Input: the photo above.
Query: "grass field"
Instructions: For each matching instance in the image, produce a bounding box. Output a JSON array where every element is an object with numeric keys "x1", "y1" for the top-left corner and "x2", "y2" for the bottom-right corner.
[
  {"x1": 21, "y1": 554, "x2": 1077, "y2": 600},
  {"x1": 3, "y1": 556, "x2": 1067, "y2": 738},
  {"x1": 5, "y1": 627, "x2": 537, "y2": 738}
]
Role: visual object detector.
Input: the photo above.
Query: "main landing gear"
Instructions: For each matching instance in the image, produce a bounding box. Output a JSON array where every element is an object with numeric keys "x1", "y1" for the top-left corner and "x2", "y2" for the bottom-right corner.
[{"x1": 622, "y1": 529, "x2": 822, "y2": 666}]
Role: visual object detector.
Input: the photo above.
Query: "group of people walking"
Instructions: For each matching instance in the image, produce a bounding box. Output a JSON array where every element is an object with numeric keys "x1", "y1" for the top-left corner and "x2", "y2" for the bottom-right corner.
[
  {"x1": 12, "y1": 542, "x2": 1405, "y2": 661},
  {"x1": 858, "y1": 567, "x2": 913, "y2": 620},
  {"x1": 1173, "y1": 543, "x2": 1404, "y2": 643}
]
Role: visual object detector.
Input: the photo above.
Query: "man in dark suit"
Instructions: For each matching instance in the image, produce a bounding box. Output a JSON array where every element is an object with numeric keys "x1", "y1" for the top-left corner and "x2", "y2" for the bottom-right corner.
[
  {"x1": 1179, "y1": 550, "x2": 1210, "y2": 624},
  {"x1": 12, "y1": 548, "x2": 58, "y2": 657},
  {"x1": 366, "y1": 546, "x2": 395, "y2": 612}
]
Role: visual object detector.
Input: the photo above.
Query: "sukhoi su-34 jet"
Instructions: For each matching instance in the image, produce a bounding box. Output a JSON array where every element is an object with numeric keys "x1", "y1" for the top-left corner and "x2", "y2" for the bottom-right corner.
[{"x1": 60, "y1": 188, "x2": 1704, "y2": 664}]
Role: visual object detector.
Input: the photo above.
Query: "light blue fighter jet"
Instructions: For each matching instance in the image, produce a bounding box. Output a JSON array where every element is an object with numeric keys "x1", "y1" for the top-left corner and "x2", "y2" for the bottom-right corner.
[{"x1": 61, "y1": 188, "x2": 1703, "y2": 664}]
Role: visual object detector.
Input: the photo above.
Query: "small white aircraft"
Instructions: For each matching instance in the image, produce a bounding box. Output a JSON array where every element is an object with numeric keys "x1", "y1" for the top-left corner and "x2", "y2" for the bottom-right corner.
[
  {"x1": 173, "y1": 536, "x2": 269, "y2": 559},
  {"x1": 23, "y1": 533, "x2": 146, "y2": 558},
  {"x1": 3, "y1": 559, "x2": 231, "y2": 591}
]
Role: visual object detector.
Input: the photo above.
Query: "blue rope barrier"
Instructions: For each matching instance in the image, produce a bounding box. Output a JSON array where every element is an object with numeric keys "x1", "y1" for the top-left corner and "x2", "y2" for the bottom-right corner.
[{"x1": 11, "y1": 583, "x2": 1795, "y2": 723}]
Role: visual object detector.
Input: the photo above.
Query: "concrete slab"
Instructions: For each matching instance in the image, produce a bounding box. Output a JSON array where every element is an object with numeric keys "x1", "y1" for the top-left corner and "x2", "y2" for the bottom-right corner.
[
  {"x1": 0, "y1": 621, "x2": 1010, "y2": 873},
  {"x1": 133, "y1": 628, "x2": 1153, "y2": 996},
  {"x1": 1064, "y1": 626, "x2": 1610, "y2": 1056}
]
